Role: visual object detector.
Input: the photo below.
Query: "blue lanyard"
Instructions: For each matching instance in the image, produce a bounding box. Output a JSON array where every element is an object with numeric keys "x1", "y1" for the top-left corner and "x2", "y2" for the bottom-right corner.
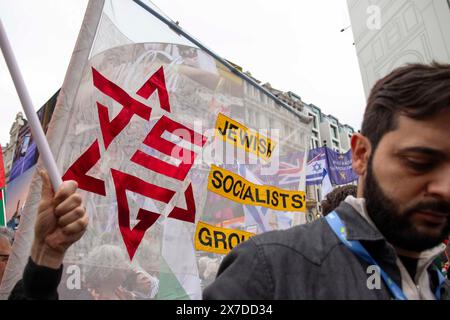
[
  {"x1": 325, "y1": 211, "x2": 445, "y2": 300},
  {"x1": 433, "y1": 265, "x2": 446, "y2": 300}
]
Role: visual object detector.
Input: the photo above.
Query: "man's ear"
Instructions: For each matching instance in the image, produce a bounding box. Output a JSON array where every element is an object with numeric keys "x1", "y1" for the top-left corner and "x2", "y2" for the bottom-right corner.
[{"x1": 351, "y1": 133, "x2": 372, "y2": 176}]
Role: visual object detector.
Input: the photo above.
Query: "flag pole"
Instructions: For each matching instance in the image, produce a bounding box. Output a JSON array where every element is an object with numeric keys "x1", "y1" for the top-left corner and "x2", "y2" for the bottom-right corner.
[{"x1": 0, "y1": 19, "x2": 62, "y2": 190}]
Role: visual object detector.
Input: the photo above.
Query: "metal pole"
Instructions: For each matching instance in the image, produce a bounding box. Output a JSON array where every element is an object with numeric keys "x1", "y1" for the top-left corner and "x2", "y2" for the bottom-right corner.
[
  {"x1": 133, "y1": 0, "x2": 310, "y2": 124},
  {"x1": 0, "y1": 19, "x2": 62, "y2": 190}
]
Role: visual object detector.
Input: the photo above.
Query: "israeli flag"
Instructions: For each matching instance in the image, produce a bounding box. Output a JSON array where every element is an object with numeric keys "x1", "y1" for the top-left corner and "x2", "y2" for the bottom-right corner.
[
  {"x1": 237, "y1": 164, "x2": 271, "y2": 233},
  {"x1": 321, "y1": 168, "x2": 333, "y2": 200},
  {"x1": 306, "y1": 147, "x2": 327, "y2": 186}
]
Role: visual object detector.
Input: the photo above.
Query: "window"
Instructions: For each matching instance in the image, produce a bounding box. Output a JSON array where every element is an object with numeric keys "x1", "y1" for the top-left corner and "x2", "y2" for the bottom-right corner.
[
  {"x1": 20, "y1": 134, "x2": 31, "y2": 156},
  {"x1": 309, "y1": 113, "x2": 318, "y2": 130},
  {"x1": 315, "y1": 140, "x2": 320, "y2": 148},
  {"x1": 331, "y1": 125, "x2": 338, "y2": 139},
  {"x1": 332, "y1": 140, "x2": 339, "y2": 149}
]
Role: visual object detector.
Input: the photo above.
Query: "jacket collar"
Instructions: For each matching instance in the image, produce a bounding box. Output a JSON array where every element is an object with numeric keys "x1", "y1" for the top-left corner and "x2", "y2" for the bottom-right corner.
[{"x1": 333, "y1": 196, "x2": 385, "y2": 242}]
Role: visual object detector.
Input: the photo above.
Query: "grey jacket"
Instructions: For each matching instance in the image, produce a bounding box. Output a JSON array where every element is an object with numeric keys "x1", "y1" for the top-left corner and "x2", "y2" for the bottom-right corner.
[{"x1": 203, "y1": 200, "x2": 450, "y2": 300}]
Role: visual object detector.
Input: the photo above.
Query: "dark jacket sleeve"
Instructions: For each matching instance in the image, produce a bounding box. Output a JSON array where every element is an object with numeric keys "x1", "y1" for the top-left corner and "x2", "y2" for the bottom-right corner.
[
  {"x1": 202, "y1": 238, "x2": 273, "y2": 300},
  {"x1": 441, "y1": 279, "x2": 450, "y2": 300},
  {"x1": 8, "y1": 257, "x2": 63, "y2": 300}
]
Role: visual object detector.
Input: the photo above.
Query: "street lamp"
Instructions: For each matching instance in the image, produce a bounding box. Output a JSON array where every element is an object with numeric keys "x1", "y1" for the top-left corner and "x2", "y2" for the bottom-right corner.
[
  {"x1": 340, "y1": 25, "x2": 355, "y2": 45},
  {"x1": 340, "y1": 25, "x2": 351, "y2": 33}
]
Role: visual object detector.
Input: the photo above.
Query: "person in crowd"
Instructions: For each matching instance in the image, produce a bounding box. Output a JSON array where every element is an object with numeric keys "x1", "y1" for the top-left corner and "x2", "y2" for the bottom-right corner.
[
  {"x1": 321, "y1": 185, "x2": 357, "y2": 216},
  {"x1": 123, "y1": 265, "x2": 159, "y2": 299},
  {"x1": 0, "y1": 227, "x2": 14, "y2": 284},
  {"x1": 83, "y1": 244, "x2": 133, "y2": 300},
  {"x1": 7, "y1": 201, "x2": 21, "y2": 231},
  {"x1": 7, "y1": 62, "x2": 450, "y2": 300}
]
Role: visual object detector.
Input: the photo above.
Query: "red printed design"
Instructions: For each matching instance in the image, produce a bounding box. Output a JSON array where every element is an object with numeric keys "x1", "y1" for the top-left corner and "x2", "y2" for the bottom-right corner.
[
  {"x1": 135, "y1": 66, "x2": 171, "y2": 112},
  {"x1": 62, "y1": 140, "x2": 106, "y2": 196},
  {"x1": 62, "y1": 66, "x2": 207, "y2": 259},
  {"x1": 111, "y1": 169, "x2": 175, "y2": 259},
  {"x1": 131, "y1": 115, "x2": 207, "y2": 181},
  {"x1": 167, "y1": 183, "x2": 196, "y2": 224},
  {"x1": 92, "y1": 67, "x2": 153, "y2": 149}
]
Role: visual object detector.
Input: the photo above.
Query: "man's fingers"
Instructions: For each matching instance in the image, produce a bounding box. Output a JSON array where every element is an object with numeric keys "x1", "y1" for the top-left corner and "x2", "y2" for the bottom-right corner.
[
  {"x1": 54, "y1": 194, "x2": 83, "y2": 218},
  {"x1": 54, "y1": 180, "x2": 79, "y2": 207},
  {"x1": 39, "y1": 170, "x2": 54, "y2": 205},
  {"x1": 57, "y1": 205, "x2": 86, "y2": 227},
  {"x1": 61, "y1": 214, "x2": 88, "y2": 236}
]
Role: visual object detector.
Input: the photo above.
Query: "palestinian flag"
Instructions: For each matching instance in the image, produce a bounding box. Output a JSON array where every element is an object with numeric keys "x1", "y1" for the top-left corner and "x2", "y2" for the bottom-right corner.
[
  {"x1": 0, "y1": 149, "x2": 5, "y2": 227},
  {"x1": 0, "y1": 189, "x2": 5, "y2": 227}
]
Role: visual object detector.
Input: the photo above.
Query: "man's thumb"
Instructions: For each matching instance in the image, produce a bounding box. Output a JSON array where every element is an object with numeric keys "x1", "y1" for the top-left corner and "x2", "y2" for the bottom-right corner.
[{"x1": 39, "y1": 169, "x2": 54, "y2": 201}]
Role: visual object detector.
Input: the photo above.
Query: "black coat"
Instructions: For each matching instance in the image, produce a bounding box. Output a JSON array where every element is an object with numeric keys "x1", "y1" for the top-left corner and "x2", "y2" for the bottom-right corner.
[{"x1": 203, "y1": 202, "x2": 450, "y2": 300}]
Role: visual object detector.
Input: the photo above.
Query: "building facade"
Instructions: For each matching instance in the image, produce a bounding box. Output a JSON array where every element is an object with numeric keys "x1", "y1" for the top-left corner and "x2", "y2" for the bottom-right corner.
[
  {"x1": 266, "y1": 88, "x2": 357, "y2": 223},
  {"x1": 347, "y1": 0, "x2": 450, "y2": 97},
  {"x1": 303, "y1": 102, "x2": 356, "y2": 222},
  {"x1": 1, "y1": 113, "x2": 27, "y2": 181}
]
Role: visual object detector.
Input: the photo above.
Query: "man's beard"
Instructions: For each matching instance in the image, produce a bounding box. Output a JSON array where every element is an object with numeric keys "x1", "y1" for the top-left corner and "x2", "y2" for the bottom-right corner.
[{"x1": 364, "y1": 157, "x2": 450, "y2": 252}]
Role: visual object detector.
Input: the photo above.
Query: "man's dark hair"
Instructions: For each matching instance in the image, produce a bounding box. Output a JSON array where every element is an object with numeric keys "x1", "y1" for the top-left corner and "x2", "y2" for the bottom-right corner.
[
  {"x1": 321, "y1": 185, "x2": 357, "y2": 216},
  {"x1": 361, "y1": 62, "x2": 450, "y2": 149}
]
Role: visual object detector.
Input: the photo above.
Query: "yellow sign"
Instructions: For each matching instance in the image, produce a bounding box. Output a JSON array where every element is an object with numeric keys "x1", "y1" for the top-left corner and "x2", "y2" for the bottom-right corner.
[
  {"x1": 207, "y1": 165, "x2": 306, "y2": 212},
  {"x1": 215, "y1": 113, "x2": 276, "y2": 161},
  {"x1": 195, "y1": 221, "x2": 255, "y2": 255}
]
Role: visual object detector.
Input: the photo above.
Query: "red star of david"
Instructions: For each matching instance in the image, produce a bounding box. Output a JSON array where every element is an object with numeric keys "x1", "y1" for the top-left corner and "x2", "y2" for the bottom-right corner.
[{"x1": 62, "y1": 66, "x2": 207, "y2": 259}]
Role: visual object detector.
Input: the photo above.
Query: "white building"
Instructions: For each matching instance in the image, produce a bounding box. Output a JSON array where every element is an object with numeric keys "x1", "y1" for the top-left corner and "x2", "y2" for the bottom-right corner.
[
  {"x1": 294, "y1": 99, "x2": 356, "y2": 222},
  {"x1": 339, "y1": 124, "x2": 355, "y2": 152},
  {"x1": 2, "y1": 113, "x2": 26, "y2": 180},
  {"x1": 347, "y1": 0, "x2": 450, "y2": 97},
  {"x1": 301, "y1": 103, "x2": 355, "y2": 154},
  {"x1": 320, "y1": 115, "x2": 342, "y2": 153}
]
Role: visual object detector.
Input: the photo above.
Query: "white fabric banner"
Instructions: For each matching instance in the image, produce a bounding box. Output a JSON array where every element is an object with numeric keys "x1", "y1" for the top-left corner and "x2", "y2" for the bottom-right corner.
[{"x1": 1, "y1": 0, "x2": 311, "y2": 300}]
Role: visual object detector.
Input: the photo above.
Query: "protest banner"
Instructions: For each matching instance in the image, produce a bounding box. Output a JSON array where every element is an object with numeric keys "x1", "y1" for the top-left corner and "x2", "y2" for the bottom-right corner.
[
  {"x1": 0, "y1": 0, "x2": 311, "y2": 299},
  {"x1": 194, "y1": 221, "x2": 254, "y2": 255}
]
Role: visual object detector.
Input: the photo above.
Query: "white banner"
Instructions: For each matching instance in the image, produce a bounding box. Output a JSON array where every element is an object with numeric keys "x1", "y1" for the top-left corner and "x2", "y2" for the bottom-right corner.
[{"x1": 1, "y1": 0, "x2": 311, "y2": 300}]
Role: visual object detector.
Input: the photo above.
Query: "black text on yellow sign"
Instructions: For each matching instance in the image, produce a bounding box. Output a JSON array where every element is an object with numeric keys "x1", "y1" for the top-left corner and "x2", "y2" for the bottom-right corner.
[
  {"x1": 195, "y1": 221, "x2": 255, "y2": 255},
  {"x1": 215, "y1": 113, "x2": 276, "y2": 161},
  {"x1": 207, "y1": 165, "x2": 306, "y2": 212}
]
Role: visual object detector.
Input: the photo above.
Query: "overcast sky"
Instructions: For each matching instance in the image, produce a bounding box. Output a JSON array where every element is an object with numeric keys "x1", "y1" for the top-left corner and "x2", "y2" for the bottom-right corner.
[{"x1": 0, "y1": 0, "x2": 366, "y2": 146}]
